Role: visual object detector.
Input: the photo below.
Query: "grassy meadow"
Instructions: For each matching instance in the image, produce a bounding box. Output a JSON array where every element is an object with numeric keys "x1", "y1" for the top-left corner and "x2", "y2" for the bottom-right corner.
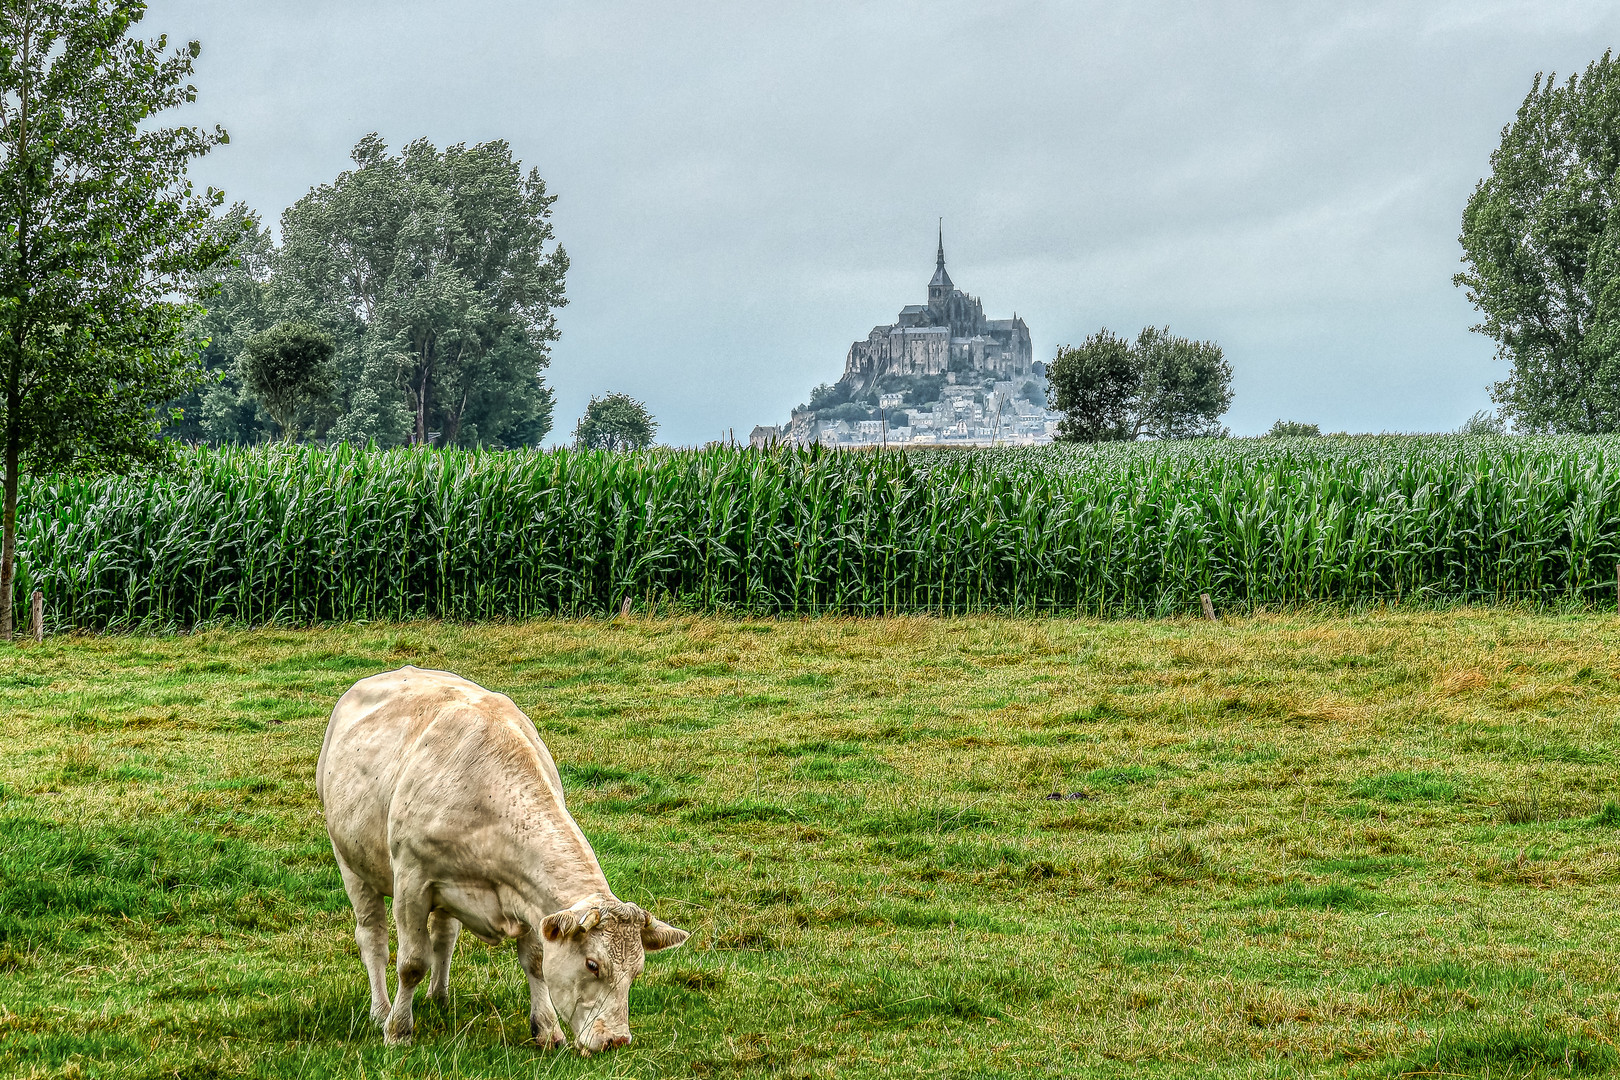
[{"x1": 4, "y1": 611, "x2": 1620, "y2": 1077}]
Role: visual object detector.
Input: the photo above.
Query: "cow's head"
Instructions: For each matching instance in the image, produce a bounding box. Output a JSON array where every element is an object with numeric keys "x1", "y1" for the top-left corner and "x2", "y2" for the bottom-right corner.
[{"x1": 539, "y1": 898, "x2": 689, "y2": 1055}]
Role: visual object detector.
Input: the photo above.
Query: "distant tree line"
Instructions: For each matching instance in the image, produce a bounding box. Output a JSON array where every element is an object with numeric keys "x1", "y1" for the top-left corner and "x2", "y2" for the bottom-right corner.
[
  {"x1": 168, "y1": 134, "x2": 568, "y2": 447},
  {"x1": 1267, "y1": 420, "x2": 1320, "y2": 438}
]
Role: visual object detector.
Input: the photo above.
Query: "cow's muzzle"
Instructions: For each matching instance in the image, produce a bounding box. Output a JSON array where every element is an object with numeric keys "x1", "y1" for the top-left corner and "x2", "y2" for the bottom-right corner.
[{"x1": 578, "y1": 1022, "x2": 631, "y2": 1056}]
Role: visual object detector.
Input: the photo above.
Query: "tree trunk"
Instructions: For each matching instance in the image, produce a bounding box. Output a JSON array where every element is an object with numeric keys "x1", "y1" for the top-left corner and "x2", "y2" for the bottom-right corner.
[
  {"x1": 2, "y1": 14, "x2": 30, "y2": 643},
  {"x1": 0, "y1": 363, "x2": 20, "y2": 641},
  {"x1": 446, "y1": 389, "x2": 467, "y2": 446},
  {"x1": 415, "y1": 341, "x2": 430, "y2": 445}
]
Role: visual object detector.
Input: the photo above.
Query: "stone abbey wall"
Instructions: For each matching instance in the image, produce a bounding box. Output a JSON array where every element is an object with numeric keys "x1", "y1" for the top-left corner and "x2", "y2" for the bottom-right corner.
[{"x1": 841, "y1": 234, "x2": 1032, "y2": 389}]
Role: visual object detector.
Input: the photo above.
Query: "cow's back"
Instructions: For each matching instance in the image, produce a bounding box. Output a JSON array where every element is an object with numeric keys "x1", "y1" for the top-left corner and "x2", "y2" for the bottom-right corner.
[{"x1": 318, "y1": 666, "x2": 565, "y2": 898}]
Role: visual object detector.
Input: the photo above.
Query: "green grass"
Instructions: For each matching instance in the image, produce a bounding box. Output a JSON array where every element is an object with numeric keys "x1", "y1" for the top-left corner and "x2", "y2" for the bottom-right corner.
[
  {"x1": 1391, "y1": 1026, "x2": 1617, "y2": 1076},
  {"x1": 5, "y1": 609, "x2": 1620, "y2": 1077},
  {"x1": 1349, "y1": 770, "x2": 1461, "y2": 802}
]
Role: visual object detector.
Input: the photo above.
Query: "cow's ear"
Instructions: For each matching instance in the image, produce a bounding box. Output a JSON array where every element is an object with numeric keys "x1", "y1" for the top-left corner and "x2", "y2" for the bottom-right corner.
[
  {"x1": 541, "y1": 910, "x2": 579, "y2": 942},
  {"x1": 642, "y1": 917, "x2": 689, "y2": 952}
]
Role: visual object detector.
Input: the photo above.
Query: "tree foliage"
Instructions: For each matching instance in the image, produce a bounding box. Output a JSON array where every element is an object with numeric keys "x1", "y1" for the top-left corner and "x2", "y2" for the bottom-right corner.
[
  {"x1": 822, "y1": 401, "x2": 872, "y2": 423},
  {"x1": 574, "y1": 393, "x2": 657, "y2": 451},
  {"x1": 274, "y1": 135, "x2": 567, "y2": 448},
  {"x1": 1049, "y1": 330, "x2": 1137, "y2": 442},
  {"x1": 1267, "y1": 420, "x2": 1320, "y2": 437},
  {"x1": 804, "y1": 381, "x2": 851, "y2": 412},
  {"x1": 0, "y1": 0, "x2": 227, "y2": 636},
  {"x1": 240, "y1": 321, "x2": 335, "y2": 441},
  {"x1": 1458, "y1": 51, "x2": 1620, "y2": 433},
  {"x1": 166, "y1": 203, "x2": 276, "y2": 444},
  {"x1": 1458, "y1": 409, "x2": 1507, "y2": 435},
  {"x1": 168, "y1": 136, "x2": 568, "y2": 448},
  {"x1": 1048, "y1": 327, "x2": 1231, "y2": 442}
]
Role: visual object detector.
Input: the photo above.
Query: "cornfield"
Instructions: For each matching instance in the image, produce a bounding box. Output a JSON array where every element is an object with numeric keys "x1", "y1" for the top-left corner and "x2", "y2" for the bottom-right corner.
[{"x1": 20, "y1": 436, "x2": 1620, "y2": 630}]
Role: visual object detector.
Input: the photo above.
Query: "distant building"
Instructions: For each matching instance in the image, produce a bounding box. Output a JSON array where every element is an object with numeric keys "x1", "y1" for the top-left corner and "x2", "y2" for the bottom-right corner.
[
  {"x1": 769, "y1": 226, "x2": 1062, "y2": 448},
  {"x1": 841, "y1": 225, "x2": 1032, "y2": 390},
  {"x1": 749, "y1": 424, "x2": 782, "y2": 448}
]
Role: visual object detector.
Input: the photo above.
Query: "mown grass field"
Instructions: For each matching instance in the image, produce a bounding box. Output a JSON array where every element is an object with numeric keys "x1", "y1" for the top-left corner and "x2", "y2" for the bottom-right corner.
[{"x1": 4, "y1": 611, "x2": 1620, "y2": 1078}]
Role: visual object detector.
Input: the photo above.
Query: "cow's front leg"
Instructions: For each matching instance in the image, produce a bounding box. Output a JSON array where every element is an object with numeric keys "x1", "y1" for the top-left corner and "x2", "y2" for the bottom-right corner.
[
  {"x1": 335, "y1": 856, "x2": 391, "y2": 1025},
  {"x1": 386, "y1": 880, "x2": 433, "y2": 1046},
  {"x1": 516, "y1": 930, "x2": 566, "y2": 1049},
  {"x1": 427, "y1": 909, "x2": 460, "y2": 1004}
]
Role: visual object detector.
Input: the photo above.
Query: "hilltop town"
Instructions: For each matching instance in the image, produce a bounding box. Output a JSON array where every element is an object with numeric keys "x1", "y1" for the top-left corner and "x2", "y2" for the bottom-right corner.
[{"x1": 752, "y1": 230, "x2": 1064, "y2": 447}]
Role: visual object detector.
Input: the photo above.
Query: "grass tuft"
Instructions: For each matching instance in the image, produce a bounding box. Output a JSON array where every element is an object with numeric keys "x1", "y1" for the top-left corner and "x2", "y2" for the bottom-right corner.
[
  {"x1": 1350, "y1": 770, "x2": 1459, "y2": 803},
  {"x1": 1373, "y1": 961, "x2": 1540, "y2": 994},
  {"x1": 860, "y1": 806, "x2": 998, "y2": 835},
  {"x1": 1262, "y1": 882, "x2": 1375, "y2": 911},
  {"x1": 682, "y1": 800, "x2": 796, "y2": 825},
  {"x1": 1085, "y1": 765, "x2": 1159, "y2": 786},
  {"x1": 1390, "y1": 1025, "x2": 1617, "y2": 1076},
  {"x1": 1589, "y1": 800, "x2": 1620, "y2": 827},
  {"x1": 559, "y1": 762, "x2": 649, "y2": 787}
]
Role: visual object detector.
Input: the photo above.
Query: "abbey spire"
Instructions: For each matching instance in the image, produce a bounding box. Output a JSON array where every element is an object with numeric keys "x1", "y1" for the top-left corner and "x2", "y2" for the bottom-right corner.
[
  {"x1": 836, "y1": 224, "x2": 1031, "y2": 391},
  {"x1": 928, "y1": 219, "x2": 953, "y2": 307}
]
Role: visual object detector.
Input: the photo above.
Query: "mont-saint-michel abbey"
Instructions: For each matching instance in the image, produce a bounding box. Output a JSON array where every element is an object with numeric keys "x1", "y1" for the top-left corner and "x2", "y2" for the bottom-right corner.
[
  {"x1": 755, "y1": 229, "x2": 1064, "y2": 447},
  {"x1": 845, "y1": 229, "x2": 1033, "y2": 385}
]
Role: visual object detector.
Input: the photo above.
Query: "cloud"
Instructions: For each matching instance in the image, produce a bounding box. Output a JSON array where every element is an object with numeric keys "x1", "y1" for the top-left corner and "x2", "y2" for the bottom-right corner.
[{"x1": 150, "y1": 0, "x2": 1620, "y2": 439}]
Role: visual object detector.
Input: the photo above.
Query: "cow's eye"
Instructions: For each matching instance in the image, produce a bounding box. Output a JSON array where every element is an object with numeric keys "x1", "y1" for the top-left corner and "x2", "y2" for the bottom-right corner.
[{"x1": 586, "y1": 959, "x2": 600, "y2": 974}]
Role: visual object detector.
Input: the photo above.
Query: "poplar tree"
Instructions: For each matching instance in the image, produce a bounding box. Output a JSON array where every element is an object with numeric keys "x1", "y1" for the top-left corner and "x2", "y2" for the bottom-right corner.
[
  {"x1": 0, "y1": 0, "x2": 227, "y2": 637},
  {"x1": 1459, "y1": 51, "x2": 1620, "y2": 432}
]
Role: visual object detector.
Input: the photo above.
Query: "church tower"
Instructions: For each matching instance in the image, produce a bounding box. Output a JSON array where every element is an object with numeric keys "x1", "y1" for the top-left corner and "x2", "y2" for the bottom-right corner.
[{"x1": 927, "y1": 220, "x2": 953, "y2": 313}]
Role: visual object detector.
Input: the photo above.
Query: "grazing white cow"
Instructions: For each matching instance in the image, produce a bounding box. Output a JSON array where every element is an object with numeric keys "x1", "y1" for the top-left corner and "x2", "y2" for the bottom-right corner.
[{"x1": 316, "y1": 666, "x2": 689, "y2": 1053}]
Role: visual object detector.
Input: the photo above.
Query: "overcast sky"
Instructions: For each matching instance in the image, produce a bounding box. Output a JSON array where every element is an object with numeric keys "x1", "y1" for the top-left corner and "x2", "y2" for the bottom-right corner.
[{"x1": 149, "y1": 0, "x2": 1620, "y2": 443}]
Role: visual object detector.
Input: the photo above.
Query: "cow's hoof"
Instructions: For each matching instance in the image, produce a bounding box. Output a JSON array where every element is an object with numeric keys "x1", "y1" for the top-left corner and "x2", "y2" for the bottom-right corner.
[{"x1": 385, "y1": 1022, "x2": 413, "y2": 1046}]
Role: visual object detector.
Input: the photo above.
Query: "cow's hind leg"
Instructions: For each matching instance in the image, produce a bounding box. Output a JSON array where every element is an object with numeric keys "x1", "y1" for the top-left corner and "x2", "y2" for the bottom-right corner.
[
  {"x1": 516, "y1": 930, "x2": 566, "y2": 1049},
  {"x1": 427, "y1": 909, "x2": 460, "y2": 1004},
  {"x1": 335, "y1": 856, "x2": 391, "y2": 1026},
  {"x1": 385, "y1": 876, "x2": 433, "y2": 1046}
]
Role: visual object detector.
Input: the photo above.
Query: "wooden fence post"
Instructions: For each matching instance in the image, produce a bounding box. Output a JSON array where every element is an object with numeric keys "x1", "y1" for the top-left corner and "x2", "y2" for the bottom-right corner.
[
  {"x1": 1200, "y1": 593, "x2": 1216, "y2": 622},
  {"x1": 30, "y1": 589, "x2": 42, "y2": 642}
]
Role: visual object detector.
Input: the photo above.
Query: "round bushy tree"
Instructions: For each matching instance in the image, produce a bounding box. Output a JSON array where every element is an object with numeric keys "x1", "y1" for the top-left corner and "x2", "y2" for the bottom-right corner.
[
  {"x1": 1266, "y1": 420, "x2": 1320, "y2": 438},
  {"x1": 1048, "y1": 331, "x2": 1137, "y2": 442},
  {"x1": 240, "y1": 321, "x2": 336, "y2": 441},
  {"x1": 573, "y1": 393, "x2": 657, "y2": 451},
  {"x1": 1049, "y1": 327, "x2": 1230, "y2": 442}
]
